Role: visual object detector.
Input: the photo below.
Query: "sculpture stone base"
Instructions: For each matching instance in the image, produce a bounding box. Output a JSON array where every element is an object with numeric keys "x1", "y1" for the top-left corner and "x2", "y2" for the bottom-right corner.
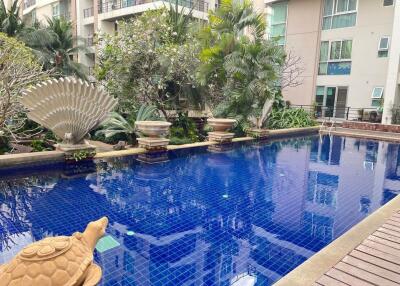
[
  {"x1": 137, "y1": 137, "x2": 169, "y2": 151},
  {"x1": 208, "y1": 132, "x2": 235, "y2": 143},
  {"x1": 56, "y1": 142, "x2": 95, "y2": 152},
  {"x1": 247, "y1": 128, "x2": 269, "y2": 139}
]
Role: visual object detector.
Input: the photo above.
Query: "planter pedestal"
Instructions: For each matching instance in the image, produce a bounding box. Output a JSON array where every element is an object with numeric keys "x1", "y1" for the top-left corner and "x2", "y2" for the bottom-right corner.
[
  {"x1": 137, "y1": 138, "x2": 169, "y2": 151},
  {"x1": 208, "y1": 132, "x2": 235, "y2": 143}
]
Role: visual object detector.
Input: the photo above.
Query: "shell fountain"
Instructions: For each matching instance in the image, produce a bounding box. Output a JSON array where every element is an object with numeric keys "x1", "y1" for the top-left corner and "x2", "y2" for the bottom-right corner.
[
  {"x1": 20, "y1": 77, "x2": 117, "y2": 148},
  {"x1": 0, "y1": 217, "x2": 109, "y2": 286}
]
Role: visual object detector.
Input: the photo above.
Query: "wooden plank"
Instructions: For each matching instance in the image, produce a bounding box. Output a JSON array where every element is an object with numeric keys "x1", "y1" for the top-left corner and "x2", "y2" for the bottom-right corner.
[
  {"x1": 383, "y1": 223, "x2": 400, "y2": 233},
  {"x1": 368, "y1": 235, "x2": 400, "y2": 250},
  {"x1": 317, "y1": 275, "x2": 349, "y2": 286},
  {"x1": 389, "y1": 216, "x2": 400, "y2": 223},
  {"x1": 386, "y1": 220, "x2": 400, "y2": 229},
  {"x1": 374, "y1": 231, "x2": 400, "y2": 244},
  {"x1": 356, "y1": 244, "x2": 400, "y2": 265},
  {"x1": 343, "y1": 255, "x2": 400, "y2": 282},
  {"x1": 379, "y1": 227, "x2": 400, "y2": 239},
  {"x1": 325, "y1": 268, "x2": 373, "y2": 286},
  {"x1": 363, "y1": 239, "x2": 400, "y2": 257},
  {"x1": 350, "y1": 250, "x2": 400, "y2": 273},
  {"x1": 335, "y1": 262, "x2": 398, "y2": 286}
]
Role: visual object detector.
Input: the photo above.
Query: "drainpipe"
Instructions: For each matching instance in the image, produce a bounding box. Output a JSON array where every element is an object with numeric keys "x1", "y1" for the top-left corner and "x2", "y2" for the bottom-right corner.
[{"x1": 382, "y1": 1, "x2": 400, "y2": 125}]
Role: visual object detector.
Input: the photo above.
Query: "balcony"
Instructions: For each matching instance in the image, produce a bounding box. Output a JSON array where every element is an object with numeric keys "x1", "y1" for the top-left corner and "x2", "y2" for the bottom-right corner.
[
  {"x1": 86, "y1": 36, "x2": 94, "y2": 47},
  {"x1": 84, "y1": 7, "x2": 95, "y2": 18},
  {"x1": 24, "y1": 0, "x2": 36, "y2": 9},
  {"x1": 98, "y1": 0, "x2": 209, "y2": 14}
]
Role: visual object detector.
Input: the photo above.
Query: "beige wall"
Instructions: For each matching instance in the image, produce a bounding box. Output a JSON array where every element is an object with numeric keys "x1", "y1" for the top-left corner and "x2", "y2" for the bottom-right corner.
[{"x1": 317, "y1": 0, "x2": 395, "y2": 109}]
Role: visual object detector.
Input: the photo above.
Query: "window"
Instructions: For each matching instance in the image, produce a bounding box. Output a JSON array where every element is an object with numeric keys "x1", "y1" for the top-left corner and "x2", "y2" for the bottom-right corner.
[
  {"x1": 378, "y1": 37, "x2": 390, "y2": 57},
  {"x1": 319, "y1": 40, "x2": 352, "y2": 75},
  {"x1": 323, "y1": 0, "x2": 357, "y2": 30},
  {"x1": 383, "y1": 0, "x2": 394, "y2": 6},
  {"x1": 268, "y1": 1, "x2": 288, "y2": 45},
  {"x1": 371, "y1": 87, "x2": 384, "y2": 107},
  {"x1": 52, "y1": 3, "x2": 60, "y2": 18}
]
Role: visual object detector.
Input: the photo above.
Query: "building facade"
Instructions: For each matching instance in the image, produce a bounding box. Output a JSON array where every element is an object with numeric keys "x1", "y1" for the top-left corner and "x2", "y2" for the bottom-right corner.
[
  {"x1": 19, "y1": 0, "x2": 213, "y2": 78},
  {"x1": 263, "y1": 0, "x2": 400, "y2": 124}
]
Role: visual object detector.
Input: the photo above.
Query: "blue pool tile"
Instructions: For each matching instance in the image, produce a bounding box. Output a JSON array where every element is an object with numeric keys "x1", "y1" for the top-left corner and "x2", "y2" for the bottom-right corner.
[{"x1": 0, "y1": 135, "x2": 399, "y2": 285}]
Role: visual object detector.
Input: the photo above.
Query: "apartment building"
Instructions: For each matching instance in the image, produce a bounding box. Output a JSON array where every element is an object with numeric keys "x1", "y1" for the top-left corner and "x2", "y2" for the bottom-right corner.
[
  {"x1": 20, "y1": 0, "x2": 213, "y2": 77},
  {"x1": 263, "y1": 0, "x2": 400, "y2": 124}
]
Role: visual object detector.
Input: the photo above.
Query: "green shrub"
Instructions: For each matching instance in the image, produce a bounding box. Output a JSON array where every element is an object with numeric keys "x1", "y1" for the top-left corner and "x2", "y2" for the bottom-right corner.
[
  {"x1": 266, "y1": 108, "x2": 317, "y2": 130},
  {"x1": 169, "y1": 112, "x2": 199, "y2": 144},
  {"x1": 0, "y1": 135, "x2": 10, "y2": 155},
  {"x1": 31, "y1": 140, "x2": 48, "y2": 152}
]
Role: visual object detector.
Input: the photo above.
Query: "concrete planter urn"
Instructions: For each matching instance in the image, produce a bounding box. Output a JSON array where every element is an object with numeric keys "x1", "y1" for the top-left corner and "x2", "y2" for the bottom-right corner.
[
  {"x1": 207, "y1": 118, "x2": 237, "y2": 144},
  {"x1": 207, "y1": 118, "x2": 236, "y2": 132},
  {"x1": 135, "y1": 121, "x2": 172, "y2": 151},
  {"x1": 135, "y1": 121, "x2": 172, "y2": 137}
]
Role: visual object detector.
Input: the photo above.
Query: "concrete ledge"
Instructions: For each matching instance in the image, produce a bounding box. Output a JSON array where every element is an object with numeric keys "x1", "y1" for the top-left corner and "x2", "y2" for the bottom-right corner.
[
  {"x1": 0, "y1": 151, "x2": 65, "y2": 168},
  {"x1": 321, "y1": 128, "x2": 400, "y2": 143},
  {"x1": 268, "y1": 126, "x2": 320, "y2": 138},
  {"x1": 274, "y1": 195, "x2": 400, "y2": 286},
  {"x1": 0, "y1": 127, "x2": 319, "y2": 167}
]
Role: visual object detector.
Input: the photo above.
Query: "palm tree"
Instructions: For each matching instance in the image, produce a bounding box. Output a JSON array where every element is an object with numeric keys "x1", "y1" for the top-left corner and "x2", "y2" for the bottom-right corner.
[
  {"x1": 0, "y1": 0, "x2": 24, "y2": 36},
  {"x1": 23, "y1": 17, "x2": 88, "y2": 79},
  {"x1": 197, "y1": 0, "x2": 285, "y2": 130}
]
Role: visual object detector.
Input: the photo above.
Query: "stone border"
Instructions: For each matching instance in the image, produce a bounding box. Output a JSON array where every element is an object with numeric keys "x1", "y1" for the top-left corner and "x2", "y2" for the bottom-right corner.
[
  {"x1": 0, "y1": 126, "x2": 319, "y2": 168},
  {"x1": 320, "y1": 128, "x2": 400, "y2": 143},
  {"x1": 274, "y1": 195, "x2": 400, "y2": 286}
]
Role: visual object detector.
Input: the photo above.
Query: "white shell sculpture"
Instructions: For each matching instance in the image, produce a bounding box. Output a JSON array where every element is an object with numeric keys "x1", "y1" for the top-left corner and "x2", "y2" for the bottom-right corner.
[{"x1": 21, "y1": 77, "x2": 117, "y2": 145}]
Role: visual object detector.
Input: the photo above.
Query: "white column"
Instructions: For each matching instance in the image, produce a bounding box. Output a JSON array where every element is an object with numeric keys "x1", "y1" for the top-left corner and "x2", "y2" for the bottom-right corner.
[{"x1": 382, "y1": 0, "x2": 400, "y2": 124}]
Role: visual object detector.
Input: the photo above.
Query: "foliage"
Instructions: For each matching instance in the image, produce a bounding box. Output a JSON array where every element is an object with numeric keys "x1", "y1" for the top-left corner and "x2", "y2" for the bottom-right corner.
[
  {"x1": 0, "y1": 134, "x2": 10, "y2": 154},
  {"x1": 0, "y1": 0, "x2": 23, "y2": 36},
  {"x1": 22, "y1": 18, "x2": 88, "y2": 79},
  {"x1": 30, "y1": 139, "x2": 51, "y2": 152},
  {"x1": 266, "y1": 108, "x2": 317, "y2": 130},
  {"x1": 0, "y1": 33, "x2": 50, "y2": 138},
  {"x1": 197, "y1": 0, "x2": 285, "y2": 126},
  {"x1": 69, "y1": 150, "x2": 96, "y2": 162},
  {"x1": 95, "y1": 105, "x2": 160, "y2": 144},
  {"x1": 97, "y1": 8, "x2": 202, "y2": 118},
  {"x1": 169, "y1": 112, "x2": 199, "y2": 144}
]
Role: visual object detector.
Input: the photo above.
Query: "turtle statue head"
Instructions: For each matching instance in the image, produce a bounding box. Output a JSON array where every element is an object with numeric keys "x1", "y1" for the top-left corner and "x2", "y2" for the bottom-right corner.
[{"x1": 82, "y1": 216, "x2": 108, "y2": 252}]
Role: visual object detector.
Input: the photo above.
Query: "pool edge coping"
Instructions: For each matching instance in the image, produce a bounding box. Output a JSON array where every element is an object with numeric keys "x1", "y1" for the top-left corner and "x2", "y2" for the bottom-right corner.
[{"x1": 274, "y1": 194, "x2": 400, "y2": 286}]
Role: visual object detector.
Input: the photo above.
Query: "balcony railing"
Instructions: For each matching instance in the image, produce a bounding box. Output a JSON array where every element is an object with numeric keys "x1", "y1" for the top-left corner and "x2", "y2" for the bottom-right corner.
[
  {"x1": 83, "y1": 7, "x2": 95, "y2": 18},
  {"x1": 290, "y1": 105, "x2": 384, "y2": 123},
  {"x1": 98, "y1": 0, "x2": 209, "y2": 14},
  {"x1": 24, "y1": 0, "x2": 36, "y2": 9},
  {"x1": 86, "y1": 36, "x2": 94, "y2": 47}
]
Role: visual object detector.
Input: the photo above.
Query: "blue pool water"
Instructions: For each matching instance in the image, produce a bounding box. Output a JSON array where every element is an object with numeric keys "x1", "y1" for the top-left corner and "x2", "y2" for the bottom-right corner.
[{"x1": 0, "y1": 135, "x2": 399, "y2": 285}]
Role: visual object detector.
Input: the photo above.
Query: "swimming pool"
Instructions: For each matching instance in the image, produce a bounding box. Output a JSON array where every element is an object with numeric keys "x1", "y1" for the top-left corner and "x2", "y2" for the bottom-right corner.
[{"x1": 0, "y1": 135, "x2": 399, "y2": 285}]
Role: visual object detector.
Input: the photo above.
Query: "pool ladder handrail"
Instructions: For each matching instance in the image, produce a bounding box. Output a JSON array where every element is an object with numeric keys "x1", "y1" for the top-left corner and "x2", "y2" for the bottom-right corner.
[
  {"x1": 319, "y1": 119, "x2": 327, "y2": 143},
  {"x1": 328, "y1": 119, "x2": 336, "y2": 141}
]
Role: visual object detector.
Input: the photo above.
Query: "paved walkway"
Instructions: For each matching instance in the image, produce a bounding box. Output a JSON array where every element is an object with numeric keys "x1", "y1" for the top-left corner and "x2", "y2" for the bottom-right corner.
[{"x1": 315, "y1": 211, "x2": 400, "y2": 286}]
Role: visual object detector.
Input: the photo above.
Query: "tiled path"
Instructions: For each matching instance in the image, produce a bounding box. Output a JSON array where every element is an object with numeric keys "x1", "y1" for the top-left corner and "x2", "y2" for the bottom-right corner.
[{"x1": 315, "y1": 211, "x2": 400, "y2": 286}]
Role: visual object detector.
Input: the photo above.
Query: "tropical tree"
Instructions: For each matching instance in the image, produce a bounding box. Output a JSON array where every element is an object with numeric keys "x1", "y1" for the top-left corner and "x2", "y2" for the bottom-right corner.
[
  {"x1": 97, "y1": 7, "x2": 202, "y2": 119},
  {"x1": 23, "y1": 17, "x2": 88, "y2": 79},
  {"x1": 197, "y1": 0, "x2": 286, "y2": 132},
  {"x1": 0, "y1": 0, "x2": 24, "y2": 36},
  {"x1": 0, "y1": 33, "x2": 50, "y2": 151}
]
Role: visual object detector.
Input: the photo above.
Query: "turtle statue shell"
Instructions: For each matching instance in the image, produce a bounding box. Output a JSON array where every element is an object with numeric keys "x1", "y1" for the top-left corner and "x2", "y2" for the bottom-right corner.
[{"x1": 0, "y1": 217, "x2": 108, "y2": 286}]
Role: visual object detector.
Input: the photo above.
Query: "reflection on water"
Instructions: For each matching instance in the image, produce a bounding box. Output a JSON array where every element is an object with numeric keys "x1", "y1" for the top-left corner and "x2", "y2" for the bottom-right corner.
[{"x1": 0, "y1": 135, "x2": 399, "y2": 285}]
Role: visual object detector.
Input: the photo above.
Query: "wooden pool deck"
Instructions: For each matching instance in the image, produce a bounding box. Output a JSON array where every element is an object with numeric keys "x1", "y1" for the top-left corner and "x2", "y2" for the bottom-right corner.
[
  {"x1": 275, "y1": 195, "x2": 400, "y2": 286},
  {"x1": 315, "y1": 211, "x2": 400, "y2": 286}
]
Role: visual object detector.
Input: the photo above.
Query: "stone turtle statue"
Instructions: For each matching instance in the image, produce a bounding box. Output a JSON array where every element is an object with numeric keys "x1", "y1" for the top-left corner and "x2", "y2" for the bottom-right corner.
[{"x1": 0, "y1": 217, "x2": 108, "y2": 286}]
